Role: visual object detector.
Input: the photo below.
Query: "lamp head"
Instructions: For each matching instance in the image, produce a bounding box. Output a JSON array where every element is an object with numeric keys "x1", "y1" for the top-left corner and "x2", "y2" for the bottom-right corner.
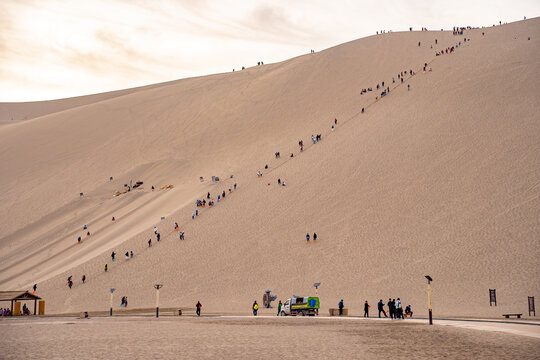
[{"x1": 425, "y1": 275, "x2": 433, "y2": 282}]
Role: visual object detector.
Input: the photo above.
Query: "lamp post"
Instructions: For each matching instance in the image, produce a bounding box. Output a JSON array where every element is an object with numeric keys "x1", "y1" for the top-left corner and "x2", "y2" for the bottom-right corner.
[
  {"x1": 425, "y1": 275, "x2": 433, "y2": 325},
  {"x1": 109, "y1": 288, "x2": 116, "y2": 317},
  {"x1": 314, "y1": 282, "x2": 321, "y2": 296},
  {"x1": 154, "y1": 284, "x2": 163, "y2": 318}
]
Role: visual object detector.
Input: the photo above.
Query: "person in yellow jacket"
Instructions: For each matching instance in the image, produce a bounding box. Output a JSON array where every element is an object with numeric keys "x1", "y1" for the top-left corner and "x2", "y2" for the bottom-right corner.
[{"x1": 253, "y1": 301, "x2": 259, "y2": 316}]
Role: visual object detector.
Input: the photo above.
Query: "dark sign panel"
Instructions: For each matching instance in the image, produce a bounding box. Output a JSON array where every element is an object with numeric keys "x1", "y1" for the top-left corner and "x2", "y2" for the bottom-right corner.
[{"x1": 489, "y1": 289, "x2": 497, "y2": 306}]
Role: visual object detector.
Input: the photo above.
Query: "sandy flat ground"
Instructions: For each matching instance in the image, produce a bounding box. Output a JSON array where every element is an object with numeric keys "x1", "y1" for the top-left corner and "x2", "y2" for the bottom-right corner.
[{"x1": 1, "y1": 316, "x2": 539, "y2": 359}]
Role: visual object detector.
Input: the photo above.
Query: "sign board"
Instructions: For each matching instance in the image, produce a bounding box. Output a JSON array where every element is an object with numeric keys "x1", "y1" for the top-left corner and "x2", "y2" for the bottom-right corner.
[
  {"x1": 528, "y1": 297, "x2": 535, "y2": 316},
  {"x1": 489, "y1": 289, "x2": 497, "y2": 306}
]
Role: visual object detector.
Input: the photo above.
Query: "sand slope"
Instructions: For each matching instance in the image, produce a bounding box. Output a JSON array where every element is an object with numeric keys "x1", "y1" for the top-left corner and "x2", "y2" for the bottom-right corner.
[{"x1": 0, "y1": 19, "x2": 539, "y2": 317}]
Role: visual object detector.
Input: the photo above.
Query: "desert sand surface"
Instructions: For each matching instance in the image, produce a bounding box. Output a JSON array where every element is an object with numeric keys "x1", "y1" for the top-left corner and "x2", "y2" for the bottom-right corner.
[
  {"x1": 0, "y1": 18, "x2": 539, "y2": 322},
  {"x1": 1, "y1": 316, "x2": 539, "y2": 359}
]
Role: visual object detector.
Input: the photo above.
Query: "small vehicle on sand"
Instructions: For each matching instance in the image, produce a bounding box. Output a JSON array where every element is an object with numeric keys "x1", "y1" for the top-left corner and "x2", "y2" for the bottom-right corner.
[{"x1": 281, "y1": 296, "x2": 319, "y2": 316}]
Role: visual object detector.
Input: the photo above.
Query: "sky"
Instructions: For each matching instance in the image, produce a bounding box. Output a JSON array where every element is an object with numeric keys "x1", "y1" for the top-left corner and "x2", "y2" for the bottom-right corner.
[{"x1": 1, "y1": 0, "x2": 538, "y2": 102}]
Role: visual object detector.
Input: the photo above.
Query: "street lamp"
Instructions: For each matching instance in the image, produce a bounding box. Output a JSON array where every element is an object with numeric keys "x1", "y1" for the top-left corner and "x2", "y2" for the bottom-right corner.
[
  {"x1": 109, "y1": 288, "x2": 116, "y2": 317},
  {"x1": 425, "y1": 275, "x2": 433, "y2": 325},
  {"x1": 154, "y1": 284, "x2": 163, "y2": 318},
  {"x1": 314, "y1": 283, "x2": 321, "y2": 296}
]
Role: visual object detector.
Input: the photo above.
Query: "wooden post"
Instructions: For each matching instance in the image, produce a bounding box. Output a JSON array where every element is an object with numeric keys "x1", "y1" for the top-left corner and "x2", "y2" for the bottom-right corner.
[
  {"x1": 11, "y1": 300, "x2": 13, "y2": 315},
  {"x1": 34, "y1": 299, "x2": 37, "y2": 315}
]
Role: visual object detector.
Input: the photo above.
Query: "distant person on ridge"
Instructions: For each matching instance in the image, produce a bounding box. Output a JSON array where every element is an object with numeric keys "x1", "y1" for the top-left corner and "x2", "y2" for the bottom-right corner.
[
  {"x1": 82, "y1": 275, "x2": 86, "y2": 284},
  {"x1": 339, "y1": 299, "x2": 344, "y2": 316},
  {"x1": 33, "y1": 284, "x2": 37, "y2": 294},
  {"x1": 105, "y1": 264, "x2": 108, "y2": 272},
  {"x1": 364, "y1": 301, "x2": 369, "y2": 317},
  {"x1": 111, "y1": 252, "x2": 115, "y2": 262},
  {"x1": 196, "y1": 301, "x2": 202, "y2": 316},
  {"x1": 306, "y1": 233, "x2": 310, "y2": 243},
  {"x1": 313, "y1": 233, "x2": 317, "y2": 242},
  {"x1": 277, "y1": 300, "x2": 282, "y2": 316}
]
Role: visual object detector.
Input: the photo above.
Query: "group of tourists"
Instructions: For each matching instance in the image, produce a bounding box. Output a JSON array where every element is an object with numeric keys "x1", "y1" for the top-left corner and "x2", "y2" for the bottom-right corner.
[{"x1": 376, "y1": 298, "x2": 413, "y2": 319}]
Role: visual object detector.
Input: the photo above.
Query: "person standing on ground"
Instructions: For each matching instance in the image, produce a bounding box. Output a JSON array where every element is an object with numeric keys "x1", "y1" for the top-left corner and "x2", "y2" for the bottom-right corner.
[
  {"x1": 364, "y1": 301, "x2": 369, "y2": 317},
  {"x1": 388, "y1": 298, "x2": 394, "y2": 319},
  {"x1": 339, "y1": 299, "x2": 344, "y2": 316},
  {"x1": 277, "y1": 300, "x2": 282, "y2": 316},
  {"x1": 111, "y1": 252, "x2": 115, "y2": 262},
  {"x1": 313, "y1": 233, "x2": 317, "y2": 242},
  {"x1": 157, "y1": 233, "x2": 161, "y2": 242},
  {"x1": 378, "y1": 299, "x2": 387, "y2": 318},
  {"x1": 82, "y1": 275, "x2": 86, "y2": 284},
  {"x1": 33, "y1": 284, "x2": 37, "y2": 293},
  {"x1": 125, "y1": 251, "x2": 129, "y2": 260},
  {"x1": 130, "y1": 250, "x2": 134, "y2": 259},
  {"x1": 148, "y1": 238, "x2": 152, "y2": 247},
  {"x1": 196, "y1": 301, "x2": 202, "y2": 316},
  {"x1": 77, "y1": 236, "x2": 81, "y2": 244},
  {"x1": 407, "y1": 84, "x2": 410, "y2": 91},
  {"x1": 253, "y1": 301, "x2": 259, "y2": 316},
  {"x1": 105, "y1": 264, "x2": 108, "y2": 272},
  {"x1": 396, "y1": 298, "x2": 403, "y2": 319},
  {"x1": 306, "y1": 233, "x2": 310, "y2": 243}
]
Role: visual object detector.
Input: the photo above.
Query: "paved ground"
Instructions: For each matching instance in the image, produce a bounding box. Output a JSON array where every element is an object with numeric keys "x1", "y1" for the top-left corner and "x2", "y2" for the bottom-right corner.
[{"x1": 1, "y1": 315, "x2": 539, "y2": 359}]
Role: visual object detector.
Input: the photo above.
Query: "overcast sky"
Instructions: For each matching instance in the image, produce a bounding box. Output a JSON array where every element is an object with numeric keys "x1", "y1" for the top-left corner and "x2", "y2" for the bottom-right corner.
[{"x1": 1, "y1": 0, "x2": 538, "y2": 102}]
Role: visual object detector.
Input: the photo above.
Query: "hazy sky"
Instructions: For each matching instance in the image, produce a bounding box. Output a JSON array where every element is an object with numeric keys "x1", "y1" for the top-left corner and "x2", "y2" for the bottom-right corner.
[{"x1": 1, "y1": 0, "x2": 538, "y2": 102}]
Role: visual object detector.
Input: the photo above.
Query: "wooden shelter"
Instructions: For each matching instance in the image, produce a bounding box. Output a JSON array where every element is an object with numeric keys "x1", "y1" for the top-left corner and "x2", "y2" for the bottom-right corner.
[{"x1": 0, "y1": 291, "x2": 42, "y2": 315}]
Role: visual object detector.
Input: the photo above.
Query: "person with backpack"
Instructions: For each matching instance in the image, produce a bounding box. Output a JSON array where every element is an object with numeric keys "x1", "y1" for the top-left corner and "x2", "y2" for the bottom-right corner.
[
  {"x1": 253, "y1": 301, "x2": 259, "y2": 316},
  {"x1": 396, "y1": 298, "x2": 404, "y2": 319}
]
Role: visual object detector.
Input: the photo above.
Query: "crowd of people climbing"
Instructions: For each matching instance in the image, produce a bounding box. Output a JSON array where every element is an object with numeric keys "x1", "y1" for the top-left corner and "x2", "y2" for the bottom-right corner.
[{"x1": 24, "y1": 28, "x2": 478, "y2": 317}]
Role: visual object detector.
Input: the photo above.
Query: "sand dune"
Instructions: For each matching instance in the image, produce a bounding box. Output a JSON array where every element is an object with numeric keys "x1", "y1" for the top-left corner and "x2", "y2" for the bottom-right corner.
[{"x1": 0, "y1": 19, "x2": 538, "y2": 318}]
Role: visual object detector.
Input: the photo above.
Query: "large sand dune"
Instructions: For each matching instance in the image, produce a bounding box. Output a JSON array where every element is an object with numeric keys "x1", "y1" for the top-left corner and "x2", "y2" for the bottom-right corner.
[{"x1": 0, "y1": 19, "x2": 538, "y2": 317}]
